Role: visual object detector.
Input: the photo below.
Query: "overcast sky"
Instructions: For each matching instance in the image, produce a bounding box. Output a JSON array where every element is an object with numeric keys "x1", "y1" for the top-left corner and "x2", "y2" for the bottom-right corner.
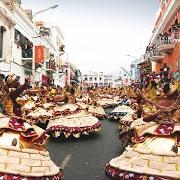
[{"x1": 22, "y1": 0, "x2": 159, "y2": 74}]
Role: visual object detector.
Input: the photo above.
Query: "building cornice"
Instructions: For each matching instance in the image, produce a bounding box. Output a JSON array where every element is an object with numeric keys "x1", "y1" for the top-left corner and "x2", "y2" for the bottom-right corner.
[
  {"x1": 1, "y1": 0, "x2": 60, "y2": 53},
  {"x1": 150, "y1": 0, "x2": 180, "y2": 44},
  {"x1": 0, "y1": 7, "x2": 16, "y2": 27},
  {"x1": 14, "y1": 6, "x2": 34, "y2": 31},
  {"x1": 1, "y1": 0, "x2": 17, "y2": 11},
  {"x1": 14, "y1": 7, "x2": 56, "y2": 51}
]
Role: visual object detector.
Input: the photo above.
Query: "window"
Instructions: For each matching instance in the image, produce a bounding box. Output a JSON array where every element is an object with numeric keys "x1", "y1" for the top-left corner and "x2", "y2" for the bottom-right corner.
[
  {"x1": 99, "y1": 77, "x2": 102, "y2": 81},
  {"x1": 22, "y1": 39, "x2": 33, "y2": 58},
  {"x1": 15, "y1": 29, "x2": 20, "y2": 44},
  {"x1": 99, "y1": 82, "x2": 103, "y2": 86},
  {"x1": 15, "y1": 29, "x2": 33, "y2": 58},
  {"x1": 89, "y1": 77, "x2": 92, "y2": 81},
  {"x1": 94, "y1": 77, "x2": 97, "y2": 81},
  {"x1": 0, "y1": 27, "x2": 6, "y2": 58},
  {"x1": 84, "y1": 77, "x2": 87, "y2": 81}
]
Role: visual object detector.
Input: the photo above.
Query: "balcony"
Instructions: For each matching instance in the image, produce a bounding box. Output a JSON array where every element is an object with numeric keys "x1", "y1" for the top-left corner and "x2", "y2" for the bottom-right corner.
[
  {"x1": 21, "y1": 58, "x2": 32, "y2": 75},
  {"x1": 157, "y1": 43, "x2": 175, "y2": 54},
  {"x1": 150, "y1": 0, "x2": 180, "y2": 44},
  {"x1": 149, "y1": 50, "x2": 164, "y2": 62},
  {"x1": 22, "y1": 47, "x2": 33, "y2": 59},
  {"x1": 46, "y1": 60, "x2": 56, "y2": 73},
  {"x1": 143, "y1": 52, "x2": 151, "y2": 61},
  {"x1": 21, "y1": 47, "x2": 33, "y2": 69},
  {"x1": 156, "y1": 37, "x2": 176, "y2": 54},
  {"x1": 70, "y1": 77, "x2": 80, "y2": 85}
]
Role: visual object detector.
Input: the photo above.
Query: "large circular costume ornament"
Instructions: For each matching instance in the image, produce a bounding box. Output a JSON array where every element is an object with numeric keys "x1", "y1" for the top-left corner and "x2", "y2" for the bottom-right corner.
[
  {"x1": 88, "y1": 105, "x2": 107, "y2": 119},
  {"x1": 98, "y1": 97, "x2": 119, "y2": 108},
  {"x1": 0, "y1": 115, "x2": 64, "y2": 180},
  {"x1": 47, "y1": 113, "x2": 101, "y2": 138},
  {"x1": 105, "y1": 117, "x2": 180, "y2": 179},
  {"x1": 109, "y1": 105, "x2": 134, "y2": 121}
]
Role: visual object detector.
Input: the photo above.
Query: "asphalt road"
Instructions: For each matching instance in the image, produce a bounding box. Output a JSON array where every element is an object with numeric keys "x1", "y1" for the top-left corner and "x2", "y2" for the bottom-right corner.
[{"x1": 47, "y1": 111, "x2": 123, "y2": 180}]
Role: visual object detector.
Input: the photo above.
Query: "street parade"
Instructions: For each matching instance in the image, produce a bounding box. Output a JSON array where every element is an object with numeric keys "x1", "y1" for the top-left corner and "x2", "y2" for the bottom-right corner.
[{"x1": 0, "y1": 0, "x2": 180, "y2": 179}]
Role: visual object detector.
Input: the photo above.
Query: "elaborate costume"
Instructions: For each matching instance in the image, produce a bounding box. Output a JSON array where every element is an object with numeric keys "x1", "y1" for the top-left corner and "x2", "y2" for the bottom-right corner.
[
  {"x1": 0, "y1": 114, "x2": 64, "y2": 179},
  {"x1": 2, "y1": 74, "x2": 30, "y2": 116}
]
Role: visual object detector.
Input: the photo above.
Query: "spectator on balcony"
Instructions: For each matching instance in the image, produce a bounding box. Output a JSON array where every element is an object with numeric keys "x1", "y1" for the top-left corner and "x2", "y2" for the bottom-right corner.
[
  {"x1": 157, "y1": 33, "x2": 163, "y2": 45},
  {"x1": 162, "y1": 63, "x2": 170, "y2": 78},
  {"x1": 146, "y1": 43, "x2": 151, "y2": 52},
  {"x1": 148, "y1": 46, "x2": 153, "y2": 57},
  {"x1": 163, "y1": 32, "x2": 169, "y2": 44}
]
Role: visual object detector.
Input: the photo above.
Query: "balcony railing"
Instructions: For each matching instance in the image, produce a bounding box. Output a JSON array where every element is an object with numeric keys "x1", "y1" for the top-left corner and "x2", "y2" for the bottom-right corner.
[
  {"x1": 22, "y1": 48, "x2": 33, "y2": 58},
  {"x1": 149, "y1": 50, "x2": 164, "y2": 62},
  {"x1": 156, "y1": 34, "x2": 178, "y2": 53},
  {"x1": 46, "y1": 61, "x2": 56, "y2": 72},
  {"x1": 150, "y1": 0, "x2": 178, "y2": 44}
]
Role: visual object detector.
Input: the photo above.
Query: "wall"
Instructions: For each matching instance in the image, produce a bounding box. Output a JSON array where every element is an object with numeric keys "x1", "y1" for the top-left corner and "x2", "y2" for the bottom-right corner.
[
  {"x1": 11, "y1": 43, "x2": 26, "y2": 84},
  {"x1": 156, "y1": 42, "x2": 180, "y2": 72}
]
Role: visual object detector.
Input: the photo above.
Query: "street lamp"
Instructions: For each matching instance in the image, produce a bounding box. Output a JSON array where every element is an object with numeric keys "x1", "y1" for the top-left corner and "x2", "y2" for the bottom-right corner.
[
  {"x1": 127, "y1": 54, "x2": 139, "y2": 61},
  {"x1": 34, "y1": 4, "x2": 59, "y2": 15},
  {"x1": 32, "y1": 4, "x2": 58, "y2": 83}
]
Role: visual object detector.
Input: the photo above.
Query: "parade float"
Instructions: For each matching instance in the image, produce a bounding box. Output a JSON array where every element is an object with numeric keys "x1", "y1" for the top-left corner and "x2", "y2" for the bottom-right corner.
[{"x1": 0, "y1": 113, "x2": 64, "y2": 180}]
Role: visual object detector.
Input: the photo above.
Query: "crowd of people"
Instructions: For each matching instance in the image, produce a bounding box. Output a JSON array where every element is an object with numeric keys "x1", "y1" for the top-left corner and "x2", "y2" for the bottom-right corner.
[
  {"x1": 0, "y1": 66, "x2": 179, "y2": 117},
  {"x1": 0, "y1": 69, "x2": 179, "y2": 179},
  {"x1": 137, "y1": 63, "x2": 176, "y2": 93}
]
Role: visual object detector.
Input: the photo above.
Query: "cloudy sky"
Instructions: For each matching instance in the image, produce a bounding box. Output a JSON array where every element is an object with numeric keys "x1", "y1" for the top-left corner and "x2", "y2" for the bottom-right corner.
[{"x1": 22, "y1": 0, "x2": 159, "y2": 74}]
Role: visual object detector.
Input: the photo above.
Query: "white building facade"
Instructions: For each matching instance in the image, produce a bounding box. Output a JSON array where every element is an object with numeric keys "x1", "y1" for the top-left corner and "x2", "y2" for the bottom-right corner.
[
  {"x1": 81, "y1": 72, "x2": 113, "y2": 87},
  {"x1": 0, "y1": 0, "x2": 65, "y2": 86}
]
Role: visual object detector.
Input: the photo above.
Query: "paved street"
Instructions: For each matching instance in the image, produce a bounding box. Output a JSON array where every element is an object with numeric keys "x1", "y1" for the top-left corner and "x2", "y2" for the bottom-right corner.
[{"x1": 47, "y1": 113, "x2": 123, "y2": 180}]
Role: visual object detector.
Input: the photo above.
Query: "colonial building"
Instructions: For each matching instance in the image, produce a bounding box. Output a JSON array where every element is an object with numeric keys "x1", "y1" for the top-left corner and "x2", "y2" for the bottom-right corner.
[
  {"x1": 141, "y1": 0, "x2": 180, "y2": 76},
  {"x1": 81, "y1": 72, "x2": 113, "y2": 87},
  {"x1": 59, "y1": 62, "x2": 81, "y2": 87},
  {"x1": 0, "y1": 0, "x2": 65, "y2": 86},
  {"x1": 35, "y1": 21, "x2": 65, "y2": 86}
]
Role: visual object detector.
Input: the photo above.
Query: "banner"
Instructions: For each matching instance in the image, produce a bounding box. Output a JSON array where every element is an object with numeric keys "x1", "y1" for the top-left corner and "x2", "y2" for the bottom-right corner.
[
  {"x1": 42, "y1": 74, "x2": 49, "y2": 85},
  {"x1": 35, "y1": 45, "x2": 44, "y2": 64}
]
